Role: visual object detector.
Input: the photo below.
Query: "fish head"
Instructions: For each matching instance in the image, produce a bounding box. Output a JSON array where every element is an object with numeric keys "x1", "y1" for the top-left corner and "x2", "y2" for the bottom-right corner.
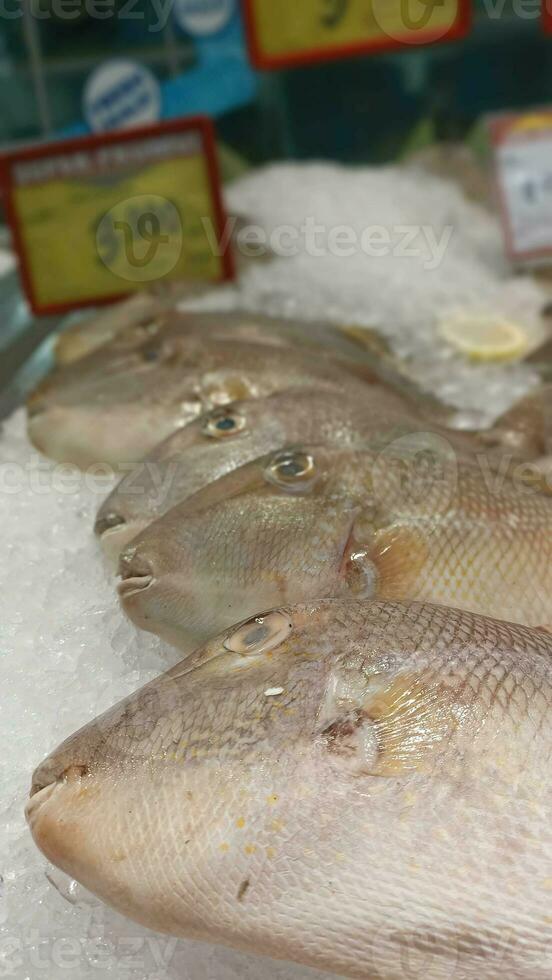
[
  {"x1": 26, "y1": 599, "x2": 551, "y2": 968},
  {"x1": 94, "y1": 389, "x2": 355, "y2": 560},
  {"x1": 116, "y1": 445, "x2": 379, "y2": 654},
  {"x1": 28, "y1": 315, "x2": 352, "y2": 470},
  {"x1": 95, "y1": 398, "x2": 284, "y2": 559},
  {"x1": 27, "y1": 325, "x2": 211, "y2": 469},
  {"x1": 26, "y1": 601, "x2": 355, "y2": 938}
]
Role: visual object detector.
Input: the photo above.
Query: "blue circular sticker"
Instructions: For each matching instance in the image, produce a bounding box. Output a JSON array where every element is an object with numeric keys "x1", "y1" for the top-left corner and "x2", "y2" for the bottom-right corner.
[
  {"x1": 83, "y1": 59, "x2": 161, "y2": 134},
  {"x1": 173, "y1": 0, "x2": 234, "y2": 36}
]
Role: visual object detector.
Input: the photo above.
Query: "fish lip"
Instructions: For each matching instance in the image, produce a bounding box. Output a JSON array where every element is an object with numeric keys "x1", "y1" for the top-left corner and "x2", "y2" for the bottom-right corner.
[
  {"x1": 94, "y1": 513, "x2": 127, "y2": 538},
  {"x1": 25, "y1": 782, "x2": 59, "y2": 824},
  {"x1": 25, "y1": 762, "x2": 89, "y2": 824},
  {"x1": 117, "y1": 575, "x2": 154, "y2": 599}
]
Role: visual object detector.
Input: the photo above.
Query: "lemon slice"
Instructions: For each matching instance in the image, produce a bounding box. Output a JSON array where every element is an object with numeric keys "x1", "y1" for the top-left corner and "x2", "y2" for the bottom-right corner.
[{"x1": 439, "y1": 313, "x2": 529, "y2": 363}]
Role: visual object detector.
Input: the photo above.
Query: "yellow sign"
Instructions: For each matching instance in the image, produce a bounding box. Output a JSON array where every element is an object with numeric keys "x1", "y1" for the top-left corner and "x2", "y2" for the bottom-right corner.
[
  {"x1": 244, "y1": 0, "x2": 469, "y2": 68},
  {"x1": 2, "y1": 118, "x2": 233, "y2": 315}
]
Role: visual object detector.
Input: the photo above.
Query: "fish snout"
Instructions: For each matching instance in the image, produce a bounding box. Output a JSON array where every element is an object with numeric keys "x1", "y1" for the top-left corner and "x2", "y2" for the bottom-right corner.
[
  {"x1": 26, "y1": 758, "x2": 89, "y2": 828},
  {"x1": 118, "y1": 546, "x2": 155, "y2": 601},
  {"x1": 95, "y1": 511, "x2": 144, "y2": 563},
  {"x1": 30, "y1": 760, "x2": 88, "y2": 799}
]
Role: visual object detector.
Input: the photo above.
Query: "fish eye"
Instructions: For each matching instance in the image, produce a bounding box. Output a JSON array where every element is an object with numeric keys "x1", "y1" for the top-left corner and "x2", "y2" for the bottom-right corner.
[
  {"x1": 223, "y1": 612, "x2": 292, "y2": 656},
  {"x1": 203, "y1": 409, "x2": 246, "y2": 439},
  {"x1": 264, "y1": 450, "x2": 316, "y2": 492}
]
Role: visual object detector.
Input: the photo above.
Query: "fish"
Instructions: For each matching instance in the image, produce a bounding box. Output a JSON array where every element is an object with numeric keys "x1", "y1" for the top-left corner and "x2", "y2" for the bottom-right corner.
[
  {"x1": 95, "y1": 384, "x2": 442, "y2": 560},
  {"x1": 26, "y1": 598, "x2": 552, "y2": 979},
  {"x1": 28, "y1": 314, "x2": 378, "y2": 469},
  {"x1": 118, "y1": 441, "x2": 552, "y2": 653},
  {"x1": 54, "y1": 282, "x2": 201, "y2": 365}
]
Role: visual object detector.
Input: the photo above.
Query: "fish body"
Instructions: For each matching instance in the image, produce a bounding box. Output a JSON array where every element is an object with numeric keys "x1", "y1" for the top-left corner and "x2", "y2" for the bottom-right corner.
[
  {"x1": 26, "y1": 599, "x2": 552, "y2": 979},
  {"x1": 118, "y1": 442, "x2": 552, "y2": 653},
  {"x1": 28, "y1": 317, "x2": 375, "y2": 469}
]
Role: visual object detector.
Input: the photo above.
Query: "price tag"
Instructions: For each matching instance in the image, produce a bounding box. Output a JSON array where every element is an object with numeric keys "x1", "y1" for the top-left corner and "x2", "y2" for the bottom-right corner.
[
  {"x1": 0, "y1": 116, "x2": 234, "y2": 316},
  {"x1": 242, "y1": 0, "x2": 470, "y2": 69},
  {"x1": 489, "y1": 111, "x2": 552, "y2": 267}
]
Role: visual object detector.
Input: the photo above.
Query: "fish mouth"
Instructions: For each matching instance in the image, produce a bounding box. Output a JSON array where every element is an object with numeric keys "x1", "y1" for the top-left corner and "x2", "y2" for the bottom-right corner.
[
  {"x1": 26, "y1": 765, "x2": 89, "y2": 824},
  {"x1": 118, "y1": 549, "x2": 155, "y2": 599},
  {"x1": 118, "y1": 575, "x2": 154, "y2": 599}
]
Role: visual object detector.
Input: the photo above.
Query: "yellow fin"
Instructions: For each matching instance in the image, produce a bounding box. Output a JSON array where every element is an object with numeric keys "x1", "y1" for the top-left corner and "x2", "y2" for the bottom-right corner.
[
  {"x1": 370, "y1": 525, "x2": 430, "y2": 600},
  {"x1": 365, "y1": 673, "x2": 464, "y2": 776},
  {"x1": 321, "y1": 671, "x2": 468, "y2": 778}
]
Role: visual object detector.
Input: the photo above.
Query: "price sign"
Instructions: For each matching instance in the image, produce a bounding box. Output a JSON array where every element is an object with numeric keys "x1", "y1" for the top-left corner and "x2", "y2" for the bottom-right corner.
[
  {"x1": 242, "y1": 0, "x2": 471, "y2": 69},
  {"x1": 543, "y1": 0, "x2": 552, "y2": 34},
  {"x1": 0, "y1": 116, "x2": 234, "y2": 316},
  {"x1": 489, "y1": 111, "x2": 552, "y2": 267}
]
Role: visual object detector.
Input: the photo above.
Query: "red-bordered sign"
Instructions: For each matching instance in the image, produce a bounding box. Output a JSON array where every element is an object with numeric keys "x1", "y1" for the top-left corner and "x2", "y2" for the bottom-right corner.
[
  {"x1": 489, "y1": 110, "x2": 552, "y2": 268},
  {"x1": 0, "y1": 116, "x2": 234, "y2": 317},
  {"x1": 242, "y1": 0, "x2": 471, "y2": 70},
  {"x1": 543, "y1": 0, "x2": 552, "y2": 34}
]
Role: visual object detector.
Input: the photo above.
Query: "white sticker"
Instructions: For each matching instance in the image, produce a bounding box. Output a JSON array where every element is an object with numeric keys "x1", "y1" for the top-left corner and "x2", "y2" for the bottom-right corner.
[
  {"x1": 83, "y1": 59, "x2": 161, "y2": 134},
  {"x1": 497, "y1": 137, "x2": 552, "y2": 257},
  {"x1": 174, "y1": 0, "x2": 234, "y2": 35}
]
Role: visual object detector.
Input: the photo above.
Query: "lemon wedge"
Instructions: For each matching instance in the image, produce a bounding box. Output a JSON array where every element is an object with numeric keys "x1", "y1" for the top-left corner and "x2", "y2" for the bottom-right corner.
[{"x1": 439, "y1": 313, "x2": 529, "y2": 363}]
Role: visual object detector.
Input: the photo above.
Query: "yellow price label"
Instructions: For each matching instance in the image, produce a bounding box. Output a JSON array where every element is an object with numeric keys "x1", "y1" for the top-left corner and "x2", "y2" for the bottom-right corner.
[
  {"x1": 1, "y1": 117, "x2": 233, "y2": 315},
  {"x1": 244, "y1": 0, "x2": 470, "y2": 68}
]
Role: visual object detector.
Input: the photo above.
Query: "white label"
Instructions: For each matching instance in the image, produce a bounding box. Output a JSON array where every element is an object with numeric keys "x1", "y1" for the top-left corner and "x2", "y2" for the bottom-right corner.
[
  {"x1": 498, "y1": 136, "x2": 552, "y2": 257},
  {"x1": 173, "y1": 0, "x2": 234, "y2": 35},
  {"x1": 83, "y1": 59, "x2": 161, "y2": 134}
]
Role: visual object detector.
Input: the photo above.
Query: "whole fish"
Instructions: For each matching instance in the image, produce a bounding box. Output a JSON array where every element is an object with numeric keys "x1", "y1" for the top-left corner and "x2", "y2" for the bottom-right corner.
[
  {"x1": 26, "y1": 599, "x2": 552, "y2": 979},
  {"x1": 118, "y1": 442, "x2": 552, "y2": 653},
  {"x1": 27, "y1": 319, "x2": 376, "y2": 469},
  {"x1": 95, "y1": 384, "x2": 449, "y2": 559}
]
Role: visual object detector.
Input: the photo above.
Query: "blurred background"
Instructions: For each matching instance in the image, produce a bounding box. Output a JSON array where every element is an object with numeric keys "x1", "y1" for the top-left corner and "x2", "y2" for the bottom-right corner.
[
  {"x1": 1, "y1": 0, "x2": 551, "y2": 416},
  {"x1": 0, "y1": 0, "x2": 547, "y2": 160}
]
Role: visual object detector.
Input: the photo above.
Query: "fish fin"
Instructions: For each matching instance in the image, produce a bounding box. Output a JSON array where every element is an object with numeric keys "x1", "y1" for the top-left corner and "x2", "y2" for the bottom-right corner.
[
  {"x1": 320, "y1": 672, "x2": 465, "y2": 778},
  {"x1": 369, "y1": 525, "x2": 430, "y2": 600}
]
